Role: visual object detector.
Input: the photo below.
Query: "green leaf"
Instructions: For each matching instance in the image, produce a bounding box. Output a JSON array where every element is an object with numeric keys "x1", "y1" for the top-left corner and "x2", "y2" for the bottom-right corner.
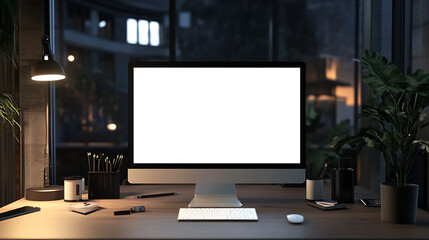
[
  {"x1": 413, "y1": 140, "x2": 429, "y2": 153},
  {"x1": 0, "y1": 91, "x2": 21, "y2": 141},
  {"x1": 327, "y1": 119, "x2": 350, "y2": 143},
  {"x1": 364, "y1": 137, "x2": 375, "y2": 148},
  {"x1": 406, "y1": 69, "x2": 429, "y2": 92},
  {"x1": 360, "y1": 50, "x2": 407, "y2": 97}
]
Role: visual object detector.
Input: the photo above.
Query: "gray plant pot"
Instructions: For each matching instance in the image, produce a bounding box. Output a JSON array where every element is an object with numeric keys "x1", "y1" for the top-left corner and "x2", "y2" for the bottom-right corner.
[{"x1": 380, "y1": 183, "x2": 419, "y2": 224}]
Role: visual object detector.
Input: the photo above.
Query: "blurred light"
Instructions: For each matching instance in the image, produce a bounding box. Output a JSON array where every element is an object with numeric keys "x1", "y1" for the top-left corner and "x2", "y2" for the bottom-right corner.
[
  {"x1": 325, "y1": 59, "x2": 338, "y2": 80},
  {"x1": 67, "y1": 55, "x2": 75, "y2": 62},
  {"x1": 138, "y1": 20, "x2": 149, "y2": 45},
  {"x1": 335, "y1": 86, "x2": 355, "y2": 106},
  {"x1": 149, "y1": 21, "x2": 160, "y2": 46},
  {"x1": 307, "y1": 95, "x2": 316, "y2": 101},
  {"x1": 179, "y1": 12, "x2": 191, "y2": 28},
  {"x1": 127, "y1": 18, "x2": 137, "y2": 44},
  {"x1": 317, "y1": 95, "x2": 335, "y2": 101},
  {"x1": 99, "y1": 20, "x2": 106, "y2": 28},
  {"x1": 107, "y1": 123, "x2": 117, "y2": 131}
]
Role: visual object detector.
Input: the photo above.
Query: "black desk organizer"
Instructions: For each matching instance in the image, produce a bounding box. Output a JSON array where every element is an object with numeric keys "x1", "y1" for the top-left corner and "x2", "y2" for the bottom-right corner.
[
  {"x1": 331, "y1": 158, "x2": 355, "y2": 203},
  {"x1": 88, "y1": 171, "x2": 120, "y2": 199}
]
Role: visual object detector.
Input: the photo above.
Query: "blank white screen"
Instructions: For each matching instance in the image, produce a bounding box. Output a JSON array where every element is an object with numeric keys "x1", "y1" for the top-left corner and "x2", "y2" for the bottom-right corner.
[{"x1": 133, "y1": 67, "x2": 301, "y2": 164}]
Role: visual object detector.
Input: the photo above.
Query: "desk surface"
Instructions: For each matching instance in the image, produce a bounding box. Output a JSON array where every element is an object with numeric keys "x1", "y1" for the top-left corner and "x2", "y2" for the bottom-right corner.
[{"x1": 0, "y1": 184, "x2": 429, "y2": 239}]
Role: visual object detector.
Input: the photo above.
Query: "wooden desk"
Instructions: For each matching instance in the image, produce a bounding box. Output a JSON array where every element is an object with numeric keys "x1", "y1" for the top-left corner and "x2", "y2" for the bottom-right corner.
[{"x1": 0, "y1": 184, "x2": 428, "y2": 239}]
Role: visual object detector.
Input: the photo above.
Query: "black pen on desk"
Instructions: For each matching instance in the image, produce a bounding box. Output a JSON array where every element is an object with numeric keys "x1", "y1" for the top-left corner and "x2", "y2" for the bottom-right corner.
[
  {"x1": 97, "y1": 155, "x2": 100, "y2": 171},
  {"x1": 117, "y1": 155, "x2": 123, "y2": 172},
  {"x1": 87, "y1": 152, "x2": 91, "y2": 171},
  {"x1": 92, "y1": 154, "x2": 96, "y2": 172},
  {"x1": 98, "y1": 156, "x2": 100, "y2": 172},
  {"x1": 137, "y1": 192, "x2": 180, "y2": 198},
  {"x1": 318, "y1": 161, "x2": 329, "y2": 180},
  {"x1": 114, "y1": 155, "x2": 119, "y2": 170},
  {"x1": 114, "y1": 155, "x2": 119, "y2": 168},
  {"x1": 105, "y1": 157, "x2": 108, "y2": 172}
]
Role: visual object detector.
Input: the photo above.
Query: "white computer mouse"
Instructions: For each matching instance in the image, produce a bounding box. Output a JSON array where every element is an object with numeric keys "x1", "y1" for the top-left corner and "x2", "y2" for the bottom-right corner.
[{"x1": 287, "y1": 214, "x2": 304, "y2": 224}]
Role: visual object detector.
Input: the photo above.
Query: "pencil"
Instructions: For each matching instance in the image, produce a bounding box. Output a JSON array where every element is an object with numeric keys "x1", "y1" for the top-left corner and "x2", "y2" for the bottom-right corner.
[
  {"x1": 92, "y1": 154, "x2": 96, "y2": 172},
  {"x1": 87, "y1": 152, "x2": 91, "y2": 171}
]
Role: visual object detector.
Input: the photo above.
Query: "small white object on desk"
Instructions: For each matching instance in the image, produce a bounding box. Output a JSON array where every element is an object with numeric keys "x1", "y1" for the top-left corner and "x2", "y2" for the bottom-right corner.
[
  {"x1": 315, "y1": 201, "x2": 337, "y2": 207},
  {"x1": 287, "y1": 214, "x2": 304, "y2": 224},
  {"x1": 69, "y1": 202, "x2": 100, "y2": 215},
  {"x1": 64, "y1": 176, "x2": 84, "y2": 202}
]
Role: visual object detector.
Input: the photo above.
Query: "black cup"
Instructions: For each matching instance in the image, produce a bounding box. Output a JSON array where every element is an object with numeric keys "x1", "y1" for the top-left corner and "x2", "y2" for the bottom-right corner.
[{"x1": 88, "y1": 171, "x2": 120, "y2": 199}]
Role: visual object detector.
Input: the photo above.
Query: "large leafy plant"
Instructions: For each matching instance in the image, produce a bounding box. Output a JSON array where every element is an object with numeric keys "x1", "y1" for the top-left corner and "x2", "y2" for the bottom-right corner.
[{"x1": 331, "y1": 50, "x2": 429, "y2": 187}]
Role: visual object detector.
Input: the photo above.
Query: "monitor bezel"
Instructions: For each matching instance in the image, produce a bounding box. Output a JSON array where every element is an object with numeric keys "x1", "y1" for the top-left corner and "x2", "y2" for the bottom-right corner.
[{"x1": 128, "y1": 62, "x2": 306, "y2": 169}]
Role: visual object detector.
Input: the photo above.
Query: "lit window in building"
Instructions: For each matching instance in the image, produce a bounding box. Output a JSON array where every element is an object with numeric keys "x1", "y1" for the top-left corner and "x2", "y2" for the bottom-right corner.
[
  {"x1": 138, "y1": 20, "x2": 149, "y2": 45},
  {"x1": 127, "y1": 18, "x2": 138, "y2": 44},
  {"x1": 149, "y1": 21, "x2": 160, "y2": 46},
  {"x1": 127, "y1": 18, "x2": 160, "y2": 47}
]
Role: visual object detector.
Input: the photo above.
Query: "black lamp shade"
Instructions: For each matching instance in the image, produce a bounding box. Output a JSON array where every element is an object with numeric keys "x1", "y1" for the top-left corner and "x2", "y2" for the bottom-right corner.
[{"x1": 31, "y1": 57, "x2": 65, "y2": 81}]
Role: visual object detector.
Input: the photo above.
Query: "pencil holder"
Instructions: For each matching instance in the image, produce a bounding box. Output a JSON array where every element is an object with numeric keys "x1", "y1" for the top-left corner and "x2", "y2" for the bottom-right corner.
[
  {"x1": 306, "y1": 179, "x2": 323, "y2": 200},
  {"x1": 88, "y1": 171, "x2": 120, "y2": 199}
]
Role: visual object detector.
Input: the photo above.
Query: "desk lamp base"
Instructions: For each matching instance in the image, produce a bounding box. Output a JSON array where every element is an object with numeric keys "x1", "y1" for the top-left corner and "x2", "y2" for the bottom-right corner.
[{"x1": 26, "y1": 185, "x2": 64, "y2": 201}]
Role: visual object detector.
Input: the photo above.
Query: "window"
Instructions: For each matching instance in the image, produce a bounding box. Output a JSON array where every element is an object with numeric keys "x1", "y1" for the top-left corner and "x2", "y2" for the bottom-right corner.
[
  {"x1": 126, "y1": 18, "x2": 137, "y2": 44},
  {"x1": 53, "y1": 0, "x2": 360, "y2": 185},
  {"x1": 138, "y1": 20, "x2": 149, "y2": 45},
  {"x1": 176, "y1": 0, "x2": 271, "y2": 61},
  {"x1": 54, "y1": 0, "x2": 169, "y2": 183},
  {"x1": 149, "y1": 21, "x2": 160, "y2": 46},
  {"x1": 278, "y1": 0, "x2": 359, "y2": 179},
  {"x1": 127, "y1": 18, "x2": 160, "y2": 46}
]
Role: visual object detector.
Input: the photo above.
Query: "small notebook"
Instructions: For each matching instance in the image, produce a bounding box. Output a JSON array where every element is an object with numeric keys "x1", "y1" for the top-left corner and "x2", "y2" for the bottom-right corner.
[{"x1": 69, "y1": 202, "x2": 101, "y2": 215}]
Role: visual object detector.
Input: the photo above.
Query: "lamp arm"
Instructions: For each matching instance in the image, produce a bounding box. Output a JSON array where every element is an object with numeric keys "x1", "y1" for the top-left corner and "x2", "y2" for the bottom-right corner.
[{"x1": 41, "y1": 35, "x2": 54, "y2": 60}]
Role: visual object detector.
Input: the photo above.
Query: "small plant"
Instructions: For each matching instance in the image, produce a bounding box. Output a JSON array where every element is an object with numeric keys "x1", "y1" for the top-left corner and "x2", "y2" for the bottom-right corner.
[
  {"x1": 0, "y1": 91, "x2": 20, "y2": 141},
  {"x1": 331, "y1": 50, "x2": 429, "y2": 187}
]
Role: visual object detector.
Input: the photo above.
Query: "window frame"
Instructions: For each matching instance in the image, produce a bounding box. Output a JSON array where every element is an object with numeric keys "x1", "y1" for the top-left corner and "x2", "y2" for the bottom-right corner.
[{"x1": 50, "y1": 0, "x2": 363, "y2": 185}]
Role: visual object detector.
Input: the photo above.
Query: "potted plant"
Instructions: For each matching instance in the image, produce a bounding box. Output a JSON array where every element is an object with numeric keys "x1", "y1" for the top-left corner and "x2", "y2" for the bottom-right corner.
[{"x1": 331, "y1": 50, "x2": 429, "y2": 224}]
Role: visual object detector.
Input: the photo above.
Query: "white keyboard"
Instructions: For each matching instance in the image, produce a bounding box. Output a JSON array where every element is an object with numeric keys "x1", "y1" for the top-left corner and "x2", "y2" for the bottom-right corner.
[{"x1": 177, "y1": 208, "x2": 258, "y2": 221}]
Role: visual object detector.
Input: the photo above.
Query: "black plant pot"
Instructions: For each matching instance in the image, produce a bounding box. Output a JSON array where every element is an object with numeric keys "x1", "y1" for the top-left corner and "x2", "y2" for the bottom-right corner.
[{"x1": 380, "y1": 183, "x2": 419, "y2": 224}]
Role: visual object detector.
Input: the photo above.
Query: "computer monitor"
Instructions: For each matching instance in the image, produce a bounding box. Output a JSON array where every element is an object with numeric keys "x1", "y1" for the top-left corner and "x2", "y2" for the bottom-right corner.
[{"x1": 128, "y1": 62, "x2": 305, "y2": 207}]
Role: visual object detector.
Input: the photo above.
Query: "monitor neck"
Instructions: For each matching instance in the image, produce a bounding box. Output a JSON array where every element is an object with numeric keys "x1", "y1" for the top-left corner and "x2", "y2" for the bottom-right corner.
[{"x1": 188, "y1": 183, "x2": 242, "y2": 207}]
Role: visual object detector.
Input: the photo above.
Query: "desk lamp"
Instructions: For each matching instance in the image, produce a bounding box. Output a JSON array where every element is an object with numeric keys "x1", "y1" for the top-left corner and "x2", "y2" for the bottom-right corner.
[{"x1": 26, "y1": 35, "x2": 65, "y2": 201}]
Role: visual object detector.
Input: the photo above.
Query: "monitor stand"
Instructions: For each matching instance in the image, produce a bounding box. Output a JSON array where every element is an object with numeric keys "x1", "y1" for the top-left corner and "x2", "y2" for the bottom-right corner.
[{"x1": 188, "y1": 183, "x2": 243, "y2": 207}]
